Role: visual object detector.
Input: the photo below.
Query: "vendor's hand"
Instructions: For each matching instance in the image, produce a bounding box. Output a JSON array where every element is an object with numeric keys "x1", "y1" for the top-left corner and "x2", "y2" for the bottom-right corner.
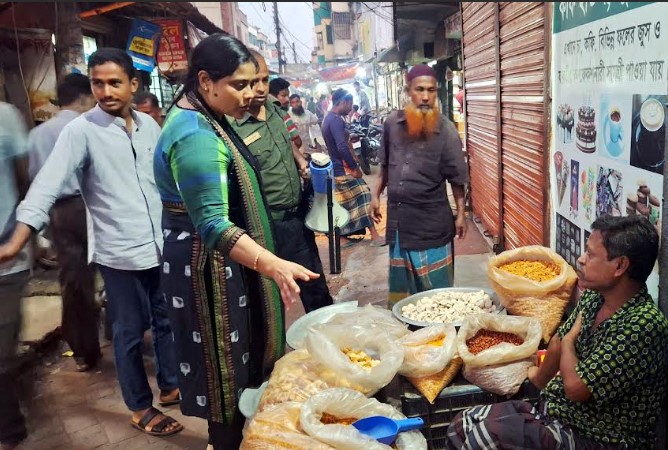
[
  {"x1": 370, "y1": 197, "x2": 382, "y2": 224},
  {"x1": 265, "y1": 258, "x2": 319, "y2": 307},
  {"x1": 455, "y1": 213, "x2": 468, "y2": 239},
  {"x1": 527, "y1": 366, "x2": 546, "y2": 390},
  {"x1": 0, "y1": 242, "x2": 21, "y2": 264},
  {"x1": 563, "y1": 312, "x2": 583, "y2": 344}
]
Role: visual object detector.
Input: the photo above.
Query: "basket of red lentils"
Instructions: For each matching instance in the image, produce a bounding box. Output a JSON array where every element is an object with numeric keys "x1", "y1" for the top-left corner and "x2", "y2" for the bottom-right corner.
[{"x1": 487, "y1": 246, "x2": 579, "y2": 343}]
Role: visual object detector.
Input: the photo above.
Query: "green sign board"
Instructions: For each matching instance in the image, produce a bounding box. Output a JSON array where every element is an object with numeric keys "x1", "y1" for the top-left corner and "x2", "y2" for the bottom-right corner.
[{"x1": 553, "y1": 2, "x2": 653, "y2": 33}]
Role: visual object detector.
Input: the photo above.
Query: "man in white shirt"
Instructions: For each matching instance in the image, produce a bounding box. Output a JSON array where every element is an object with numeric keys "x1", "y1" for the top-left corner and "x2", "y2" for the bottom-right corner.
[
  {"x1": 288, "y1": 93, "x2": 323, "y2": 154},
  {"x1": 0, "y1": 49, "x2": 183, "y2": 437},
  {"x1": 27, "y1": 73, "x2": 100, "y2": 373},
  {"x1": 0, "y1": 101, "x2": 30, "y2": 450}
]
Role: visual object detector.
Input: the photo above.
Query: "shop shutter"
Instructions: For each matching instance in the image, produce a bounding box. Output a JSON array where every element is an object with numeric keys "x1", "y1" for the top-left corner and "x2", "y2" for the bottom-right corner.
[
  {"x1": 498, "y1": 2, "x2": 549, "y2": 248},
  {"x1": 462, "y1": 2, "x2": 502, "y2": 240}
]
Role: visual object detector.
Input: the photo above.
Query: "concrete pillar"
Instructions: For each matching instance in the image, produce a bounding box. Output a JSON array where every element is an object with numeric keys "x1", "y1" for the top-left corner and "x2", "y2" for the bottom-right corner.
[{"x1": 54, "y1": 2, "x2": 86, "y2": 81}]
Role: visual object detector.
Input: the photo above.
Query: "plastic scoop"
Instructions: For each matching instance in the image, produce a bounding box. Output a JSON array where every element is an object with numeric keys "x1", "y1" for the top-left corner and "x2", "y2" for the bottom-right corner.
[{"x1": 352, "y1": 416, "x2": 425, "y2": 445}]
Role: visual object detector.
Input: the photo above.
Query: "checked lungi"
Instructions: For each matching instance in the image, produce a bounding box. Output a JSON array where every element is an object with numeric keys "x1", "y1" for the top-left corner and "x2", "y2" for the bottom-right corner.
[
  {"x1": 444, "y1": 400, "x2": 626, "y2": 450},
  {"x1": 388, "y1": 232, "x2": 454, "y2": 308},
  {"x1": 334, "y1": 175, "x2": 374, "y2": 236}
]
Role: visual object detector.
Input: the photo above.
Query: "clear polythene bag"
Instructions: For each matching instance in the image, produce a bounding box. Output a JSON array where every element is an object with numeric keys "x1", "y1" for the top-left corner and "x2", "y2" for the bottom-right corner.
[
  {"x1": 397, "y1": 324, "x2": 457, "y2": 377},
  {"x1": 457, "y1": 313, "x2": 541, "y2": 368},
  {"x1": 487, "y1": 245, "x2": 578, "y2": 305},
  {"x1": 257, "y1": 348, "x2": 332, "y2": 413},
  {"x1": 326, "y1": 304, "x2": 411, "y2": 339},
  {"x1": 300, "y1": 388, "x2": 427, "y2": 450},
  {"x1": 462, "y1": 357, "x2": 535, "y2": 396},
  {"x1": 305, "y1": 323, "x2": 404, "y2": 396},
  {"x1": 240, "y1": 401, "x2": 337, "y2": 450}
]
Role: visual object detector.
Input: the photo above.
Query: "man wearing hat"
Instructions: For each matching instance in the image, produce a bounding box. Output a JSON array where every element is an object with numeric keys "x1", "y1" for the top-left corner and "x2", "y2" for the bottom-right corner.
[{"x1": 370, "y1": 64, "x2": 469, "y2": 307}]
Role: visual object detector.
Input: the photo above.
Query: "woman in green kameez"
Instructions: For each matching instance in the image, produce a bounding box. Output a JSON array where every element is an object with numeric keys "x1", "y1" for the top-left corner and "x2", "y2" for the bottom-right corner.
[{"x1": 153, "y1": 34, "x2": 318, "y2": 449}]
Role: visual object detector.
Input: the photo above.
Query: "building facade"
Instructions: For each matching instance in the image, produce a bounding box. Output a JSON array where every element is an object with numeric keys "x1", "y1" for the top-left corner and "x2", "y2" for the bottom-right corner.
[
  {"x1": 312, "y1": 2, "x2": 356, "y2": 66},
  {"x1": 192, "y1": 1, "x2": 248, "y2": 44}
]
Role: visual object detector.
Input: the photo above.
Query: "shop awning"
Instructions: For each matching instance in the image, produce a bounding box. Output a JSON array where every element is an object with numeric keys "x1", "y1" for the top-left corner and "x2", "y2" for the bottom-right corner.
[
  {"x1": 317, "y1": 63, "x2": 358, "y2": 82},
  {"x1": 375, "y1": 45, "x2": 401, "y2": 64}
]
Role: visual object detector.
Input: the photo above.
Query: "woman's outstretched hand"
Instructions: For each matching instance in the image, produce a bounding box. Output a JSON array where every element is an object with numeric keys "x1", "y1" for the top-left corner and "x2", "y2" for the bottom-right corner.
[{"x1": 263, "y1": 257, "x2": 319, "y2": 307}]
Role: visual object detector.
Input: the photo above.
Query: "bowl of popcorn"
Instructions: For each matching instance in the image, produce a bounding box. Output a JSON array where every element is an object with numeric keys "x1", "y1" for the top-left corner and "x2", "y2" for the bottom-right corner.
[{"x1": 392, "y1": 287, "x2": 504, "y2": 328}]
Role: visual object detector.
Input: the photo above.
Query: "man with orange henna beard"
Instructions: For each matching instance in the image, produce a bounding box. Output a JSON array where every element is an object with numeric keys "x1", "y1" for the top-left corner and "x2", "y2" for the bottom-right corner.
[{"x1": 371, "y1": 64, "x2": 469, "y2": 308}]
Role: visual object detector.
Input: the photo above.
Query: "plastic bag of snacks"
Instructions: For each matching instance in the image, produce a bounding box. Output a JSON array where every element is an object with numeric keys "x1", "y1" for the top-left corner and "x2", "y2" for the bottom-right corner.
[
  {"x1": 505, "y1": 295, "x2": 571, "y2": 343},
  {"x1": 240, "y1": 401, "x2": 336, "y2": 450},
  {"x1": 407, "y1": 356, "x2": 463, "y2": 404},
  {"x1": 487, "y1": 245, "x2": 578, "y2": 342},
  {"x1": 326, "y1": 305, "x2": 410, "y2": 339},
  {"x1": 300, "y1": 388, "x2": 427, "y2": 450},
  {"x1": 305, "y1": 324, "x2": 404, "y2": 396},
  {"x1": 462, "y1": 357, "x2": 535, "y2": 396},
  {"x1": 457, "y1": 314, "x2": 541, "y2": 396},
  {"x1": 257, "y1": 349, "x2": 332, "y2": 412},
  {"x1": 397, "y1": 324, "x2": 457, "y2": 377},
  {"x1": 457, "y1": 313, "x2": 541, "y2": 368}
]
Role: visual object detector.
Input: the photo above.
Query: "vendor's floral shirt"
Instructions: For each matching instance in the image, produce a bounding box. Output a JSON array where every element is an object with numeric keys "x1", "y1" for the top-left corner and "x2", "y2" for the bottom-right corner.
[{"x1": 541, "y1": 286, "x2": 668, "y2": 450}]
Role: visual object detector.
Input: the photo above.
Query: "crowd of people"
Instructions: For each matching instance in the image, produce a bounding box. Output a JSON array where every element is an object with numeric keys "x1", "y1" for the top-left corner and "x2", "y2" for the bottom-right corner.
[{"x1": 0, "y1": 32, "x2": 667, "y2": 450}]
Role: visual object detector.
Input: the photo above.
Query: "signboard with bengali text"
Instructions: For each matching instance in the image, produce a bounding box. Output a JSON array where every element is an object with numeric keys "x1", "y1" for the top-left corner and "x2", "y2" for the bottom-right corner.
[
  {"x1": 551, "y1": 2, "x2": 667, "y2": 298},
  {"x1": 155, "y1": 19, "x2": 188, "y2": 75}
]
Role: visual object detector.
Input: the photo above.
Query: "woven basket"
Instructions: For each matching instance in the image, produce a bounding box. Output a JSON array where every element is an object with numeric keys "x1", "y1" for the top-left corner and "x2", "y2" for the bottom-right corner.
[{"x1": 407, "y1": 357, "x2": 463, "y2": 404}]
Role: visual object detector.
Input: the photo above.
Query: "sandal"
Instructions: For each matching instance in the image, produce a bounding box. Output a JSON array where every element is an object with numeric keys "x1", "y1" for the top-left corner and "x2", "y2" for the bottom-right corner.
[
  {"x1": 130, "y1": 407, "x2": 183, "y2": 437},
  {"x1": 158, "y1": 389, "x2": 181, "y2": 407}
]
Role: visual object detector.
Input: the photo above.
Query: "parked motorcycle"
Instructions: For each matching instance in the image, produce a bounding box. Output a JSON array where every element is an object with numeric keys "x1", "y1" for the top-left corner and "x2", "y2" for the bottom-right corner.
[{"x1": 348, "y1": 129, "x2": 371, "y2": 175}]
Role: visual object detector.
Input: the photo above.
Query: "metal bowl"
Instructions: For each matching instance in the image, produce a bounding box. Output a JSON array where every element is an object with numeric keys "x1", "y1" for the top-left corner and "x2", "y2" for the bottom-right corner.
[{"x1": 391, "y1": 287, "x2": 504, "y2": 328}]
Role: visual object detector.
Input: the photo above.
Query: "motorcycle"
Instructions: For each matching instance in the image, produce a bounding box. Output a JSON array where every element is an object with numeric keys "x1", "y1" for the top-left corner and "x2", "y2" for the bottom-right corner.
[{"x1": 348, "y1": 128, "x2": 371, "y2": 175}]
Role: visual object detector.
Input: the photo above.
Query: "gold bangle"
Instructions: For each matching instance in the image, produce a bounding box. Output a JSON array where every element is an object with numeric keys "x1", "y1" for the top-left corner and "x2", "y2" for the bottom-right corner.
[{"x1": 253, "y1": 249, "x2": 266, "y2": 272}]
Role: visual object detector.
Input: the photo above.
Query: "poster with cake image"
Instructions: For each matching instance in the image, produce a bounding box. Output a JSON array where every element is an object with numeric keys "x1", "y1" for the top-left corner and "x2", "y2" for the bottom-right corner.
[
  {"x1": 621, "y1": 165, "x2": 663, "y2": 231},
  {"x1": 575, "y1": 103, "x2": 597, "y2": 154},
  {"x1": 556, "y1": 103, "x2": 575, "y2": 144},
  {"x1": 598, "y1": 94, "x2": 632, "y2": 162},
  {"x1": 551, "y1": 1, "x2": 668, "y2": 294},
  {"x1": 629, "y1": 94, "x2": 668, "y2": 175}
]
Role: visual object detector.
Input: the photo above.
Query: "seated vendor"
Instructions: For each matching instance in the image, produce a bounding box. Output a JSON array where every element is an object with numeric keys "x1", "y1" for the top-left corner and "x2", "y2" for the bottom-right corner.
[{"x1": 445, "y1": 215, "x2": 668, "y2": 450}]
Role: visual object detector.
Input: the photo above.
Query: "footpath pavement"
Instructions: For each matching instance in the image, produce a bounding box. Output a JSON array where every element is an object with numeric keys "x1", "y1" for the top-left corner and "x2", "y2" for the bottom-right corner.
[{"x1": 15, "y1": 167, "x2": 493, "y2": 450}]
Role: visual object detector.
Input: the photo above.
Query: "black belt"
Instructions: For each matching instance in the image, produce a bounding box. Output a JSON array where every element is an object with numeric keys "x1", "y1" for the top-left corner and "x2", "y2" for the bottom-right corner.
[{"x1": 271, "y1": 207, "x2": 300, "y2": 222}]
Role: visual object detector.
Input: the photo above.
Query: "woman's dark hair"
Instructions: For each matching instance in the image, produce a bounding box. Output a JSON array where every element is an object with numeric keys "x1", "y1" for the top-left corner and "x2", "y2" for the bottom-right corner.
[
  {"x1": 591, "y1": 214, "x2": 659, "y2": 283},
  {"x1": 184, "y1": 33, "x2": 257, "y2": 93},
  {"x1": 88, "y1": 48, "x2": 135, "y2": 79}
]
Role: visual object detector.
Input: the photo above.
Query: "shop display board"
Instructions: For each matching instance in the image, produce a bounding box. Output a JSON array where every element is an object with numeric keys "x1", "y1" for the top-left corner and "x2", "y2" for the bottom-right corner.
[{"x1": 551, "y1": 2, "x2": 668, "y2": 297}]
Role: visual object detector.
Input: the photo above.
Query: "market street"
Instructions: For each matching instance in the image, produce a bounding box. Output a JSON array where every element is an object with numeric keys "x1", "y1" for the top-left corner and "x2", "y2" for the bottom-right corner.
[{"x1": 15, "y1": 173, "x2": 493, "y2": 450}]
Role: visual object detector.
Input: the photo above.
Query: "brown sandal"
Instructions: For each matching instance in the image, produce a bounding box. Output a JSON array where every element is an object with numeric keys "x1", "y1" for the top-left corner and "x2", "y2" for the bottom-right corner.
[{"x1": 130, "y1": 407, "x2": 183, "y2": 437}]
